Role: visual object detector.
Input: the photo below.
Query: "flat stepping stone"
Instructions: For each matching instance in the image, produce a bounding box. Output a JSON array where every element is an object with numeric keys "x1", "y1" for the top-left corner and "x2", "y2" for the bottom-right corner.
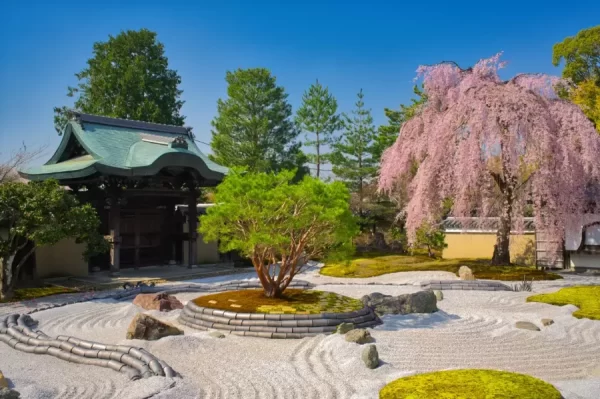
[{"x1": 421, "y1": 280, "x2": 511, "y2": 291}]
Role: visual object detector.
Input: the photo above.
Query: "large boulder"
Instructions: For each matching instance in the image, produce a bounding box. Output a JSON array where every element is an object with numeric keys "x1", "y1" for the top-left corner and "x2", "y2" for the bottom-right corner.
[
  {"x1": 133, "y1": 293, "x2": 183, "y2": 312},
  {"x1": 345, "y1": 329, "x2": 373, "y2": 344},
  {"x1": 361, "y1": 291, "x2": 438, "y2": 316},
  {"x1": 458, "y1": 266, "x2": 475, "y2": 280},
  {"x1": 126, "y1": 314, "x2": 183, "y2": 341},
  {"x1": 361, "y1": 345, "x2": 379, "y2": 369},
  {"x1": 336, "y1": 322, "x2": 355, "y2": 334}
]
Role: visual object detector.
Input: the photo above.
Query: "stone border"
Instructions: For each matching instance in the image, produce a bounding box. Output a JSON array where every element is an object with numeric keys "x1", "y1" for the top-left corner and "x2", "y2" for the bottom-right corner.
[
  {"x1": 179, "y1": 302, "x2": 381, "y2": 339},
  {"x1": 421, "y1": 280, "x2": 511, "y2": 291},
  {"x1": 0, "y1": 314, "x2": 177, "y2": 381}
]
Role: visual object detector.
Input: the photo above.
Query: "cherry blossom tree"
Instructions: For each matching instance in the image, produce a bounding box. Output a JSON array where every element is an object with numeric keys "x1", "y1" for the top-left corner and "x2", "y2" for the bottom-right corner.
[{"x1": 379, "y1": 53, "x2": 600, "y2": 265}]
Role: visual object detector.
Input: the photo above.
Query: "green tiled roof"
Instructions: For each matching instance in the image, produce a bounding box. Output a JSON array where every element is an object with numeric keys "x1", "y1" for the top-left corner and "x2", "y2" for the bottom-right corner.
[{"x1": 19, "y1": 112, "x2": 227, "y2": 184}]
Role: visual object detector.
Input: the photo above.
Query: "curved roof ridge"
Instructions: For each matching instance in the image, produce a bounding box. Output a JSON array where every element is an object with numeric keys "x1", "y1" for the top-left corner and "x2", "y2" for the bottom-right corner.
[{"x1": 69, "y1": 110, "x2": 193, "y2": 136}]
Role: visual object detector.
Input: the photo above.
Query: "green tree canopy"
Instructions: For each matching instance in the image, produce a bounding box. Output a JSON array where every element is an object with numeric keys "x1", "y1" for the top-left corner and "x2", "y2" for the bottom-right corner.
[
  {"x1": 374, "y1": 85, "x2": 427, "y2": 161},
  {"x1": 553, "y1": 25, "x2": 600, "y2": 85},
  {"x1": 199, "y1": 169, "x2": 357, "y2": 297},
  {"x1": 330, "y1": 89, "x2": 377, "y2": 218},
  {"x1": 0, "y1": 180, "x2": 108, "y2": 300},
  {"x1": 553, "y1": 26, "x2": 600, "y2": 130},
  {"x1": 210, "y1": 68, "x2": 308, "y2": 177},
  {"x1": 295, "y1": 80, "x2": 341, "y2": 178},
  {"x1": 54, "y1": 28, "x2": 185, "y2": 133}
]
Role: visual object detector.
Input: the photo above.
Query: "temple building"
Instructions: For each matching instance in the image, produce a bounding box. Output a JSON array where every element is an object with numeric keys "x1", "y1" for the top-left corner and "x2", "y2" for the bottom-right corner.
[{"x1": 18, "y1": 111, "x2": 228, "y2": 278}]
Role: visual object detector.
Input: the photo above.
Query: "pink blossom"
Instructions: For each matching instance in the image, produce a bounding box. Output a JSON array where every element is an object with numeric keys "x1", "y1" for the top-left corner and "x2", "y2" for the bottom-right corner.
[{"x1": 379, "y1": 53, "x2": 600, "y2": 258}]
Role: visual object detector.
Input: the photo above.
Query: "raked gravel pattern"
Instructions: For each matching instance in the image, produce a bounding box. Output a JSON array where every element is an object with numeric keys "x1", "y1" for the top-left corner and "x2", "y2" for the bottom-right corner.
[{"x1": 1, "y1": 265, "x2": 600, "y2": 398}]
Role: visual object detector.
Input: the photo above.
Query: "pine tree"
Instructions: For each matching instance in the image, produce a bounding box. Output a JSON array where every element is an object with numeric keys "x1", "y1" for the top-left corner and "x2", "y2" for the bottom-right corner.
[
  {"x1": 210, "y1": 68, "x2": 307, "y2": 177},
  {"x1": 295, "y1": 80, "x2": 340, "y2": 178},
  {"x1": 331, "y1": 89, "x2": 377, "y2": 218}
]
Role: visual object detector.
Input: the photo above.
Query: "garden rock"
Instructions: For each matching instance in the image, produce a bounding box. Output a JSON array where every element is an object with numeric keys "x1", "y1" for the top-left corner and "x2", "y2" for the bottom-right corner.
[
  {"x1": 433, "y1": 290, "x2": 443, "y2": 301},
  {"x1": 361, "y1": 345, "x2": 379, "y2": 369},
  {"x1": 515, "y1": 321, "x2": 540, "y2": 331},
  {"x1": 458, "y1": 266, "x2": 475, "y2": 280},
  {"x1": 133, "y1": 293, "x2": 183, "y2": 312},
  {"x1": 361, "y1": 291, "x2": 437, "y2": 316},
  {"x1": 541, "y1": 318, "x2": 554, "y2": 326},
  {"x1": 209, "y1": 331, "x2": 226, "y2": 338},
  {"x1": 0, "y1": 388, "x2": 19, "y2": 399},
  {"x1": 336, "y1": 322, "x2": 355, "y2": 334},
  {"x1": 126, "y1": 314, "x2": 183, "y2": 340},
  {"x1": 345, "y1": 329, "x2": 373, "y2": 344}
]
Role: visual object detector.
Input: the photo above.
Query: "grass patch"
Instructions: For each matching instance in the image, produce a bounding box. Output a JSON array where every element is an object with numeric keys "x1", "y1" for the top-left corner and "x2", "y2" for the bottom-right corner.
[
  {"x1": 193, "y1": 289, "x2": 364, "y2": 314},
  {"x1": 0, "y1": 286, "x2": 79, "y2": 303},
  {"x1": 527, "y1": 285, "x2": 600, "y2": 320},
  {"x1": 321, "y1": 254, "x2": 562, "y2": 281},
  {"x1": 379, "y1": 369, "x2": 562, "y2": 399}
]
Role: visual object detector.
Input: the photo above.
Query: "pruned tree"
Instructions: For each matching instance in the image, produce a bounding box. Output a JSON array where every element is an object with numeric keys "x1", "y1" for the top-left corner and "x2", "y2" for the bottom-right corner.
[
  {"x1": 199, "y1": 169, "x2": 357, "y2": 298},
  {"x1": 0, "y1": 180, "x2": 109, "y2": 300},
  {"x1": 295, "y1": 80, "x2": 341, "y2": 178},
  {"x1": 379, "y1": 53, "x2": 600, "y2": 265}
]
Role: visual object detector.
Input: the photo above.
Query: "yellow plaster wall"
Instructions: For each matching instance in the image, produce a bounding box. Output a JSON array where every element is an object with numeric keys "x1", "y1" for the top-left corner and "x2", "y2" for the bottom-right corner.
[
  {"x1": 443, "y1": 233, "x2": 536, "y2": 265},
  {"x1": 35, "y1": 239, "x2": 88, "y2": 278}
]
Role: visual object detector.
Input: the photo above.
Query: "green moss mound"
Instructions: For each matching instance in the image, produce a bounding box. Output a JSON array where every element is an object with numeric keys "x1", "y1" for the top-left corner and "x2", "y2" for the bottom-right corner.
[
  {"x1": 193, "y1": 289, "x2": 364, "y2": 314},
  {"x1": 379, "y1": 369, "x2": 563, "y2": 399},
  {"x1": 321, "y1": 254, "x2": 562, "y2": 281},
  {"x1": 527, "y1": 285, "x2": 600, "y2": 320}
]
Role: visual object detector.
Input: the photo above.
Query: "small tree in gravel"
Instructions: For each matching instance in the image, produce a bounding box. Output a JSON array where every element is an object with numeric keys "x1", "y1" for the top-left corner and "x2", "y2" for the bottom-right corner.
[
  {"x1": 0, "y1": 180, "x2": 109, "y2": 300},
  {"x1": 199, "y1": 169, "x2": 358, "y2": 298}
]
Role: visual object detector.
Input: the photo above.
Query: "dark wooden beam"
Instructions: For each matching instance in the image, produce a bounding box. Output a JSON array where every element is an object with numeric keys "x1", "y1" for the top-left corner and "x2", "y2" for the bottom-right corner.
[
  {"x1": 187, "y1": 190, "x2": 198, "y2": 268},
  {"x1": 109, "y1": 200, "x2": 121, "y2": 276}
]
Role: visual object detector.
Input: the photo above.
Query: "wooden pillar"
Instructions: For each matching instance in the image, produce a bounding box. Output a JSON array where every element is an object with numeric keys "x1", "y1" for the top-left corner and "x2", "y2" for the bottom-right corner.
[
  {"x1": 134, "y1": 210, "x2": 141, "y2": 269},
  {"x1": 187, "y1": 191, "x2": 198, "y2": 268},
  {"x1": 109, "y1": 200, "x2": 121, "y2": 276}
]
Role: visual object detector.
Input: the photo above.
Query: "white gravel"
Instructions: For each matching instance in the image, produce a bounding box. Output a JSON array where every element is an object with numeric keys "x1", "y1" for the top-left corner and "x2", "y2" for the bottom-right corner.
[{"x1": 1, "y1": 267, "x2": 600, "y2": 398}]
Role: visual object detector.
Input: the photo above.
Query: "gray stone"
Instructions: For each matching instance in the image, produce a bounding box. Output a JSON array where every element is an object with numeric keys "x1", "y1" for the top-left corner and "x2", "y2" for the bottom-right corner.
[
  {"x1": 361, "y1": 291, "x2": 438, "y2": 316},
  {"x1": 361, "y1": 344, "x2": 379, "y2": 369},
  {"x1": 458, "y1": 266, "x2": 475, "y2": 280},
  {"x1": 209, "y1": 331, "x2": 226, "y2": 338},
  {"x1": 0, "y1": 388, "x2": 20, "y2": 399},
  {"x1": 345, "y1": 329, "x2": 373, "y2": 344},
  {"x1": 433, "y1": 290, "x2": 443, "y2": 301},
  {"x1": 541, "y1": 318, "x2": 554, "y2": 327},
  {"x1": 126, "y1": 314, "x2": 183, "y2": 341},
  {"x1": 515, "y1": 321, "x2": 540, "y2": 331},
  {"x1": 336, "y1": 322, "x2": 355, "y2": 334}
]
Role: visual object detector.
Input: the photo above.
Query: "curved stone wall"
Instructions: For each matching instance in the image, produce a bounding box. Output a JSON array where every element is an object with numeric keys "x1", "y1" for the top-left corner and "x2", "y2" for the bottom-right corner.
[
  {"x1": 0, "y1": 314, "x2": 177, "y2": 380},
  {"x1": 179, "y1": 302, "x2": 381, "y2": 339}
]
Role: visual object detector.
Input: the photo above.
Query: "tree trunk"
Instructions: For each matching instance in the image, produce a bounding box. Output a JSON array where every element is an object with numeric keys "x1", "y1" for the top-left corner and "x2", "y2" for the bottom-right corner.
[
  {"x1": 491, "y1": 199, "x2": 512, "y2": 265},
  {"x1": 1, "y1": 246, "x2": 37, "y2": 301},
  {"x1": 316, "y1": 131, "x2": 320, "y2": 178}
]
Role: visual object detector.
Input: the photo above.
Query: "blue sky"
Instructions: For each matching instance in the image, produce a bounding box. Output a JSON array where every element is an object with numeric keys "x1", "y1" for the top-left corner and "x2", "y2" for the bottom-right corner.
[{"x1": 1, "y1": 0, "x2": 599, "y2": 165}]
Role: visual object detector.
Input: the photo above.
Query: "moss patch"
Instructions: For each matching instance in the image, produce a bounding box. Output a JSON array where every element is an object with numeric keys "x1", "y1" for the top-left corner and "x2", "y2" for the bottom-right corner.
[
  {"x1": 0, "y1": 286, "x2": 79, "y2": 303},
  {"x1": 379, "y1": 369, "x2": 562, "y2": 399},
  {"x1": 193, "y1": 289, "x2": 364, "y2": 314},
  {"x1": 527, "y1": 285, "x2": 600, "y2": 320},
  {"x1": 321, "y1": 254, "x2": 562, "y2": 281}
]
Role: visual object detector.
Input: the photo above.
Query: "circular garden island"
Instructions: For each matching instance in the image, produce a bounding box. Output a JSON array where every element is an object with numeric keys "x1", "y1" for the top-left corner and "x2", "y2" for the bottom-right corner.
[
  {"x1": 179, "y1": 289, "x2": 381, "y2": 338},
  {"x1": 379, "y1": 369, "x2": 563, "y2": 399}
]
